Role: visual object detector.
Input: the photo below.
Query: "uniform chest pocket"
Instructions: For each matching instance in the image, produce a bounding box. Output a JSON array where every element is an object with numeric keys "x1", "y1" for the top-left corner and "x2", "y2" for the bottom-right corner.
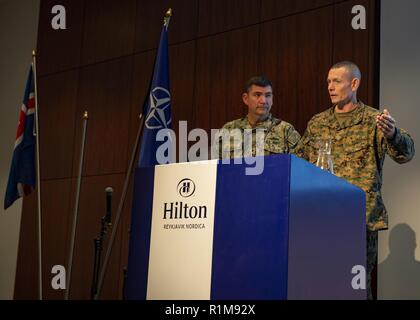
[
  {"x1": 339, "y1": 139, "x2": 371, "y2": 168},
  {"x1": 264, "y1": 131, "x2": 288, "y2": 154},
  {"x1": 265, "y1": 143, "x2": 286, "y2": 154},
  {"x1": 343, "y1": 139, "x2": 370, "y2": 154}
]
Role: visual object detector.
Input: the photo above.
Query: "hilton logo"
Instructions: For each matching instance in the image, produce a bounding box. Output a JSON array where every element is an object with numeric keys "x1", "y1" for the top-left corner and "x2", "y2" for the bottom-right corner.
[
  {"x1": 177, "y1": 178, "x2": 195, "y2": 198},
  {"x1": 163, "y1": 178, "x2": 207, "y2": 220}
]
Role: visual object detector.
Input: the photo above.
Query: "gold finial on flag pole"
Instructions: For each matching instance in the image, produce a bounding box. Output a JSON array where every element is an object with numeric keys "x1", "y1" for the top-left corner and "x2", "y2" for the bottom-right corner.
[
  {"x1": 164, "y1": 8, "x2": 172, "y2": 28},
  {"x1": 83, "y1": 111, "x2": 88, "y2": 119},
  {"x1": 32, "y1": 50, "x2": 36, "y2": 57}
]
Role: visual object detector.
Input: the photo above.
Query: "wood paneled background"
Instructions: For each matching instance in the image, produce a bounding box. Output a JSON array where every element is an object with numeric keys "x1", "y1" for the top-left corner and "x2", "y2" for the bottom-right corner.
[{"x1": 15, "y1": 0, "x2": 379, "y2": 299}]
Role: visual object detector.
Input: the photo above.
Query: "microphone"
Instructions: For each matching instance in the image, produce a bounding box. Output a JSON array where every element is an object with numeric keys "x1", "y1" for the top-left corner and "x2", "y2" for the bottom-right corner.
[{"x1": 105, "y1": 187, "x2": 113, "y2": 225}]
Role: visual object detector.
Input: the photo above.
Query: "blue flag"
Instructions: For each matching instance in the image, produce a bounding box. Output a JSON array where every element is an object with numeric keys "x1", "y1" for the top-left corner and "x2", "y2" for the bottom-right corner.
[
  {"x1": 4, "y1": 66, "x2": 36, "y2": 209},
  {"x1": 138, "y1": 23, "x2": 172, "y2": 167}
]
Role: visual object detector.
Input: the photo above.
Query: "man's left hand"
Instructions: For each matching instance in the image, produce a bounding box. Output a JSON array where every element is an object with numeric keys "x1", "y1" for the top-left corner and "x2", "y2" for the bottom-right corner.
[{"x1": 376, "y1": 109, "x2": 396, "y2": 139}]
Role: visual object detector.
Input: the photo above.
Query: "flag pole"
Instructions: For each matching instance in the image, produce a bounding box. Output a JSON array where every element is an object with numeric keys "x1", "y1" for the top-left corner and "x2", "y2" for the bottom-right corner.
[
  {"x1": 65, "y1": 111, "x2": 89, "y2": 300},
  {"x1": 32, "y1": 50, "x2": 43, "y2": 300}
]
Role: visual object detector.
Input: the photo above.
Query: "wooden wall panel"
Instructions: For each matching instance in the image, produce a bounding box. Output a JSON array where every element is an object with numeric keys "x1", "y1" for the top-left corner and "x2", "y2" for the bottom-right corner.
[
  {"x1": 194, "y1": 26, "x2": 259, "y2": 132},
  {"x1": 260, "y1": 6, "x2": 333, "y2": 134},
  {"x1": 168, "y1": 41, "x2": 196, "y2": 149},
  {"x1": 14, "y1": 179, "x2": 73, "y2": 299},
  {"x1": 135, "y1": 0, "x2": 198, "y2": 52},
  {"x1": 41, "y1": 179, "x2": 73, "y2": 300},
  {"x1": 75, "y1": 57, "x2": 133, "y2": 177},
  {"x1": 261, "y1": 0, "x2": 333, "y2": 21},
  {"x1": 14, "y1": 192, "x2": 38, "y2": 299},
  {"x1": 198, "y1": 0, "x2": 261, "y2": 37},
  {"x1": 259, "y1": 17, "x2": 300, "y2": 131},
  {"x1": 296, "y1": 6, "x2": 334, "y2": 133},
  {"x1": 192, "y1": 38, "x2": 211, "y2": 132},
  {"x1": 37, "y1": 0, "x2": 85, "y2": 76},
  {"x1": 367, "y1": 0, "x2": 380, "y2": 107},
  {"x1": 68, "y1": 174, "x2": 127, "y2": 299},
  {"x1": 333, "y1": 0, "x2": 375, "y2": 105},
  {"x1": 81, "y1": 0, "x2": 136, "y2": 65},
  {"x1": 38, "y1": 71, "x2": 79, "y2": 180}
]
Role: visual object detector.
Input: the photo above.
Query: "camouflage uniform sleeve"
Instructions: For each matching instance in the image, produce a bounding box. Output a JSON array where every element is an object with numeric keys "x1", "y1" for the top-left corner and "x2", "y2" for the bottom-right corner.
[
  {"x1": 285, "y1": 125, "x2": 301, "y2": 153},
  {"x1": 380, "y1": 127, "x2": 415, "y2": 164},
  {"x1": 292, "y1": 123, "x2": 311, "y2": 160}
]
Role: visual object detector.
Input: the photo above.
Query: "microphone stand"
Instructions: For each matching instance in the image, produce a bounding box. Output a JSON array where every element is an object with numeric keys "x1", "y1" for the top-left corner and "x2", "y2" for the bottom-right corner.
[{"x1": 91, "y1": 214, "x2": 111, "y2": 299}]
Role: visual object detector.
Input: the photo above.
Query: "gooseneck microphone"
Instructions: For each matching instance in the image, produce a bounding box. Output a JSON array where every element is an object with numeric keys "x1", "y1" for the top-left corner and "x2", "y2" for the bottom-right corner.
[{"x1": 105, "y1": 187, "x2": 113, "y2": 225}]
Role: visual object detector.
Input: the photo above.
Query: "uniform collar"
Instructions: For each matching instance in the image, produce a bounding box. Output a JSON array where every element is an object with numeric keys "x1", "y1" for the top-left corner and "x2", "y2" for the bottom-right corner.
[
  {"x1": 244, "y1": 113, "x2": 276, "y2": 129},
  {"x1": 327, "y1": 101, "x2": 366, "y2": 130}
]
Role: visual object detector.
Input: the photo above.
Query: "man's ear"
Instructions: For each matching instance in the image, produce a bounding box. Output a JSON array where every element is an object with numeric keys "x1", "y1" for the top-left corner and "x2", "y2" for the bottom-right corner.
[
  {"x1": 242, "y1": 92, "x2": 249, "y2": 106},
  {"x1": 351, "y1": 78, "x2": 360, "y2": 92}
]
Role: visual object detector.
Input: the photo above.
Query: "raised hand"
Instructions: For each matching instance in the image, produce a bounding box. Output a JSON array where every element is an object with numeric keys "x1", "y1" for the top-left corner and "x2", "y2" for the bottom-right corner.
[{"x1": 376, "y1": 109, "x2": 396, "y2": 139}]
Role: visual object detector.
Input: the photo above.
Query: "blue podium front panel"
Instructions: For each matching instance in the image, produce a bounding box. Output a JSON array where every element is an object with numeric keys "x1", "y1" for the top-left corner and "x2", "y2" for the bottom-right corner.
[
  {"x1": 211, "y1": 155, "x2": 291, "y2": 300},
  {"x1": 288, "y1": 155, "x2": 366, "y2": 299}
]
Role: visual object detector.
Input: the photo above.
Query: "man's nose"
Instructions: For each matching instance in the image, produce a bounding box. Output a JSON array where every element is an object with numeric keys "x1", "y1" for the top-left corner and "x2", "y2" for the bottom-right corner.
[{"x1": 259, "y1": 95, "x2": 267, "y2": 103}]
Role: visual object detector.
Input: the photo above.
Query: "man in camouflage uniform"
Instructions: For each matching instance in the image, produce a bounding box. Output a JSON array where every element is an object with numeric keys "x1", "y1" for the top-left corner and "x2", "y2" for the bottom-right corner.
[
  {"x1": 294, "y1": 61, "x2": 415, "y2": 299},
  {"x1": 217, "y1": 76, "x2": 301, "y2": 159}
]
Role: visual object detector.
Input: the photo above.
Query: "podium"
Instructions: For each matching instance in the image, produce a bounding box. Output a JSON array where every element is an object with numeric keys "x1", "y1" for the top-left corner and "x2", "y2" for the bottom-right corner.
[{"x1": 125, "y1": 154, "x2": 366, "y2": 300}]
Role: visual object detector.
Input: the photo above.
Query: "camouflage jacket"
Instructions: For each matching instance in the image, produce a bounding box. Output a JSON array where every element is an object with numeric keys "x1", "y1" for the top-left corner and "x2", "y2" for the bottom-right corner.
[
  {"x1": 294, "y1": 102, "x2": 415, "y2": 231},
  {"x1": 218, "y1": 113, "x2": 301, "y2": 158}
]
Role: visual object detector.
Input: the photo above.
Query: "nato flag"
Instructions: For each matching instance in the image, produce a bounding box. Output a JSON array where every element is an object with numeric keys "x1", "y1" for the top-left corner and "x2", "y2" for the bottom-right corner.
[{"x1": 137, "y1": 23, "x2": 172, "y2": 167}]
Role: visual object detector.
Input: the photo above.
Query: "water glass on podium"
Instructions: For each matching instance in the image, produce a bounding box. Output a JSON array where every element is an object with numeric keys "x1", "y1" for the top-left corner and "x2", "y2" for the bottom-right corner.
[{"x1": 316, "y1": 138, "x2": 334, "y2": 174}]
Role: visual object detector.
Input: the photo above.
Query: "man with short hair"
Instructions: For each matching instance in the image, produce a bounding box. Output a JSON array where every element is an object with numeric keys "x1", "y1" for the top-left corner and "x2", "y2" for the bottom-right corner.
[
  {"x1": 294, "y1": 61, "x2": 415, "y2": 299},
  {"x1": 217, "y1": 75, "x2": 301, "y2": 159}
]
